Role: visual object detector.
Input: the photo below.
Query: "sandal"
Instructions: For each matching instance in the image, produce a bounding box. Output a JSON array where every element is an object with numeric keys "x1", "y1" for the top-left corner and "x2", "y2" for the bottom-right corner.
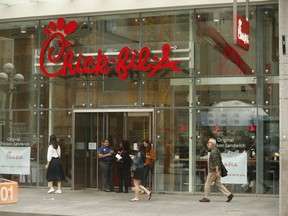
[
  {"x1": 148, "y1": 191, "x2": 152, "y2": 200},
  {"x1": 130, "y1": 198, "x2": 139, "y2": 202}
]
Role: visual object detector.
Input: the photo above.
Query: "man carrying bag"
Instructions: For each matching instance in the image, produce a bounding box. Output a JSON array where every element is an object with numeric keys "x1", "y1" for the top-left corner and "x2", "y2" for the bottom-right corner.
[{"x1": 199, "y1": 138, "x2": 234, "y2": 203}]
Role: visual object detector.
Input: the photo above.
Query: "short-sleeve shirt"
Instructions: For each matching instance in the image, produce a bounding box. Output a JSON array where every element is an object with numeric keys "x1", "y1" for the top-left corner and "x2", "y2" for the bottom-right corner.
[{"x1": 98, "y1": 146, "x2": 114, "y2": 162}]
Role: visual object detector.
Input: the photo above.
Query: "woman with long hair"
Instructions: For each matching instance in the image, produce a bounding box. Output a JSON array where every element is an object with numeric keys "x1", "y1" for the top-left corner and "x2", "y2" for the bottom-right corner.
[
  {"x1": 142, "y1": 139, "x2": 155, "y2": 188},
  {"x1": 45, "y1": 135, "x2": 65, "y2": 194},
  {"x1": 130, "y1": 142, "x2": 152, "y2": 202}
]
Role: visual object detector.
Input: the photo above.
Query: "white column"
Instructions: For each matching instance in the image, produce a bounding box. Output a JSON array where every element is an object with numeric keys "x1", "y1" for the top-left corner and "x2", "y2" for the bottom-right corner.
[{"x1": 279, "y1": 0, "x2": 288, "y2": 215}]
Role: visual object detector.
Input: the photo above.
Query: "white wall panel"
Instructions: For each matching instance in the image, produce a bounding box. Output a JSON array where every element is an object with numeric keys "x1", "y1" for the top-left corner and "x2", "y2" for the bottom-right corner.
[{"x1": 0, "y1": 0, "x2": 274, "y2": 20}]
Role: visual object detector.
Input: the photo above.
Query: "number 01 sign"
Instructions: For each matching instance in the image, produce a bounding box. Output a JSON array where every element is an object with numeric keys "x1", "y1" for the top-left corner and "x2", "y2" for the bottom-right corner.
[{"x1": 0, "y1": 179, "x2": 18, "y2": 204}]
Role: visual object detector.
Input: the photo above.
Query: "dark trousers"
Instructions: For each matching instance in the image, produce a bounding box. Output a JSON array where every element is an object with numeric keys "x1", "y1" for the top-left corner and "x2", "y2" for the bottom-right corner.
[
  {"x1": 99, "y1": 161, "x2": 114, "y2": 191},
  {"x1": 142, "y1": 164, "x2": 151, "y2": 187},
  {"x1": 117, "y1": 165, "x2": 130, "y2": 192}
]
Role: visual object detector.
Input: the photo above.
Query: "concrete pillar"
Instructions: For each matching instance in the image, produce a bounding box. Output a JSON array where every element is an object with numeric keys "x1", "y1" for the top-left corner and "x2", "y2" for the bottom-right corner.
[{"x1": 279, "y1": 0, "x2": 288, "y2": 215}]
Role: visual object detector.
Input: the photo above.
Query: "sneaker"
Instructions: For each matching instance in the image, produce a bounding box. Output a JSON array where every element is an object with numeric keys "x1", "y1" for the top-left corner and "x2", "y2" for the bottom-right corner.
[
  {"x1": 199, "y1": 198, "x2": 210, "y2": 202},
  {"x1": 130, "y1": 198, "x2": 139, "y2": 202},
  {"x1": 47, "y1": 188, "x2": 55, "y2": 194},
  {"x1": 226, "y1": 193, "x2": 234, "y2": 202},
  {"x1": 55, "y1": 189, "x2": 62, "y2": 194}
]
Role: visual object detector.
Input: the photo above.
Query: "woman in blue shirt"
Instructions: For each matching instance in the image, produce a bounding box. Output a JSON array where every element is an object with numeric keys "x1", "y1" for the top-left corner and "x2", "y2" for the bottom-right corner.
[
  {"x1": 98, "y1": 139, "x2": 115, "y2": 192},
  {"x1": 130, "y1": 142, "x2": 152, "y2": 202}
]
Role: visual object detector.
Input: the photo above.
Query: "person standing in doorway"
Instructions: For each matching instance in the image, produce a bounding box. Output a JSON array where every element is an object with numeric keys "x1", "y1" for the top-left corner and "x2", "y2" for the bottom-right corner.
[
  {"x1": 142, "y1": 139, "x2": 155, "y2": 188},
  {"x1": 115, "y1": 140, "x2": 132, "y2": 193},
  {"x1": 130, "y1": 142, "x2": 152, "y2": 202},
  {"x1": 199, "y1": 138, "x2": 234, "y2": 202},
  {"x1": 45, "y1": 135, "x2": 65, "y2": 194},
  {"x1": 98, "y1": 139, "x2": 115, "y2": 192}
]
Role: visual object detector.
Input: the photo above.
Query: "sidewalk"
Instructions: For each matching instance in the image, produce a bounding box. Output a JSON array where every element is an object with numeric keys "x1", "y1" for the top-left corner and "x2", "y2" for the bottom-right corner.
[{"x1": 0, "y1": 188, "x2": 279, "y2": 216}]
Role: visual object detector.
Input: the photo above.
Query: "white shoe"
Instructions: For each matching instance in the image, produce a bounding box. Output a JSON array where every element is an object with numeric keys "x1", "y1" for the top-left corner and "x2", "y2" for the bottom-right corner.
[
  {"x1": 47, "y1": 188, "x2": 55, "y2": 194},
  {"x1": 55, "y1": 189, "x2": 62, "y2": 194},
  {"x1": 249, "y1": 181, "x2": 255, "y2": 187}
]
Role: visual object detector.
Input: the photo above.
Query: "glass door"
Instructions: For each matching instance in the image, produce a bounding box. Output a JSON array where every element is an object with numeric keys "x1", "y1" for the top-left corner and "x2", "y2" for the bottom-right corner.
[{"x1": 72, "y1": 109, "x2": 153, "y2": 189}]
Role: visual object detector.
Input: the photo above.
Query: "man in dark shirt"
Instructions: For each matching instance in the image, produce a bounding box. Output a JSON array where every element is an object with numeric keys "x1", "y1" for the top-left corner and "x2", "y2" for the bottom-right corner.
[{"x1": 199, "y1": 138, "x2": 234, "y2": 202}]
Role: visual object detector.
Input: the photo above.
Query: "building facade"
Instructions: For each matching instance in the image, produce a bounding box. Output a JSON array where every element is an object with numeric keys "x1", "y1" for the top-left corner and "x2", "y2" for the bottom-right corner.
[{"x1": 0, "y1": 0, "x2": 280, "y2": 198}]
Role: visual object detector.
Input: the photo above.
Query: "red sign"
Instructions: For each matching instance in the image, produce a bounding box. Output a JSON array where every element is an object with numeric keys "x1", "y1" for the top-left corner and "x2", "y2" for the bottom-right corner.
[
  {"x1": 40, "y1": 18, "x2": 180, "y2": 80},
  {"x1": 236, "y1": 15, "x2": 250, "y2": 50}
]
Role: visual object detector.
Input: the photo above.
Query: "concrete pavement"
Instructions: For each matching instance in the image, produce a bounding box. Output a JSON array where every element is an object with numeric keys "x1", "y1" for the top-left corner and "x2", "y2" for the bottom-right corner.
[{"x1": 0, "y1": 188, "x2": 279, "y2": 216}]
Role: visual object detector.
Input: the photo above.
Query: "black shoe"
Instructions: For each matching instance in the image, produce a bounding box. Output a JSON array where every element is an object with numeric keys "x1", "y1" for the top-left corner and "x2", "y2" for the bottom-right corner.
[
  {"x1": 199, "y1": 198, "x2": 210, "y2": 202},
  {"x1": 227, "y1": 194, "x2": 234, "y2": 202}
]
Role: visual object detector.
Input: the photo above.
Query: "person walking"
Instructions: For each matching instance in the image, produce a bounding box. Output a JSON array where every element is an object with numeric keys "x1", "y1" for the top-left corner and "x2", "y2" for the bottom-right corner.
[
  {"x1": 98, "y1": 139, "x2": 115, "y2": 192},
  {"x1": 130, "y1": 142, "x2": 152, "y2": 202},
  {"x1": 45, "y1": 135, "x2": 65, "y2": 194},
  {"x1": 199, "y1": 138, "x2": 234, "y2": 202},
  {"x1": 115, "y1": 140, "x2": 132, "y2": 193},
  {"x1": 141, "y1": 139, "x2": 155, "y2": 188}
]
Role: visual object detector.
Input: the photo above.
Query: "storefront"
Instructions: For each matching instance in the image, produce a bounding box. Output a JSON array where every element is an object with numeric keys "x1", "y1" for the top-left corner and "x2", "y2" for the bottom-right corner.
[{"x1": 0, "y1": 0, "x2": 279, "y2": 195}]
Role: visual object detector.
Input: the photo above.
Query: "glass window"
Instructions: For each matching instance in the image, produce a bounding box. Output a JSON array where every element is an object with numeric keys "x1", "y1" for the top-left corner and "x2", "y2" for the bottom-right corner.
[
  {"x1": 88, "y1": 78, "x2": 139, "y2": 107},
  {"x1": 141, "y1": 11, "x2": 191, "y2": 78},
  {"x1": 259, "y1": 6, "x2": 279, "y2": 75},
  {"x1": 155, "y1": 108, "x2": 190, "y2": 192},
  {"x1": 196, "y1": 77, "x2": 256, "y2": 106},
  {"x1": 262, "y1": 76, "x2": 279, "y2": 106},
  {"x1": 141, "y1": 78, "x2": 190, "y2": 107},
  {"x1": 38, "y1": 110, "x2": 72, "y2": 187},
  {"x1": 195, "y1": 7, "x2": 257, "y2": 77},
  {"x1": 0, "y1": 20, "x2": 39, "y2": 82},
  {"x1": 39, "y1": 78, "x2": 88, "y2": 109}
]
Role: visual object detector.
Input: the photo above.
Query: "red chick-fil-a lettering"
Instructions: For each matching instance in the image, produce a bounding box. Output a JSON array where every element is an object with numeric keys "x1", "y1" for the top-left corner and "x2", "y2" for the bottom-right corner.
[{"x1": 40, "y1": 18, "x2": 180, "y2": 80}]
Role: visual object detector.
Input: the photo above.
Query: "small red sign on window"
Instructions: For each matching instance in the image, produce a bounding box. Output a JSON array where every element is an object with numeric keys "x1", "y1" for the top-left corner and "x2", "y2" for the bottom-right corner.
[{"x1": 236, "y1": 15, "x2": 250, "y2": 50}]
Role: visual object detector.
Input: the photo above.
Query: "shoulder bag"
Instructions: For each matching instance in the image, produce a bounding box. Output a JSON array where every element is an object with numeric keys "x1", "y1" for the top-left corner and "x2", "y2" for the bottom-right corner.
[{"x1": 220, "y1": 160, "x2": 228, "y2": 177}]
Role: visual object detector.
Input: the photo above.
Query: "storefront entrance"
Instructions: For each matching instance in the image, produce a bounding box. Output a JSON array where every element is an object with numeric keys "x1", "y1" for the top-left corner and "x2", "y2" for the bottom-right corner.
[{"x1": 72, "y1": 109, "x2": 154, "y2": 189}]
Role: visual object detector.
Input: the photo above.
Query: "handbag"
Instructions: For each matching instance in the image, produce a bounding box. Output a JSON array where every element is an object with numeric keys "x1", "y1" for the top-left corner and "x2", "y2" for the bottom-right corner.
[
  {"x1": 220, "y1": 160, "x2": 228, "y2": 177},
  {"x1": 130, "y1": 165, "x2": 136, "y2": 177}
]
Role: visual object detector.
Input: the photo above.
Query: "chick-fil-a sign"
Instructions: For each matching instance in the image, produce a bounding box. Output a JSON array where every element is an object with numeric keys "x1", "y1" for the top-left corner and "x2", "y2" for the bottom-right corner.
[
  {"x1": 236, "y1": 15, "x2": 249, "y2": 50},
  {"x1": 40, "y1": 17, "x2": 180, "y2": 80},
  {"x1": 0, "y1": 147, "x2": 31, "y2": 175}
]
